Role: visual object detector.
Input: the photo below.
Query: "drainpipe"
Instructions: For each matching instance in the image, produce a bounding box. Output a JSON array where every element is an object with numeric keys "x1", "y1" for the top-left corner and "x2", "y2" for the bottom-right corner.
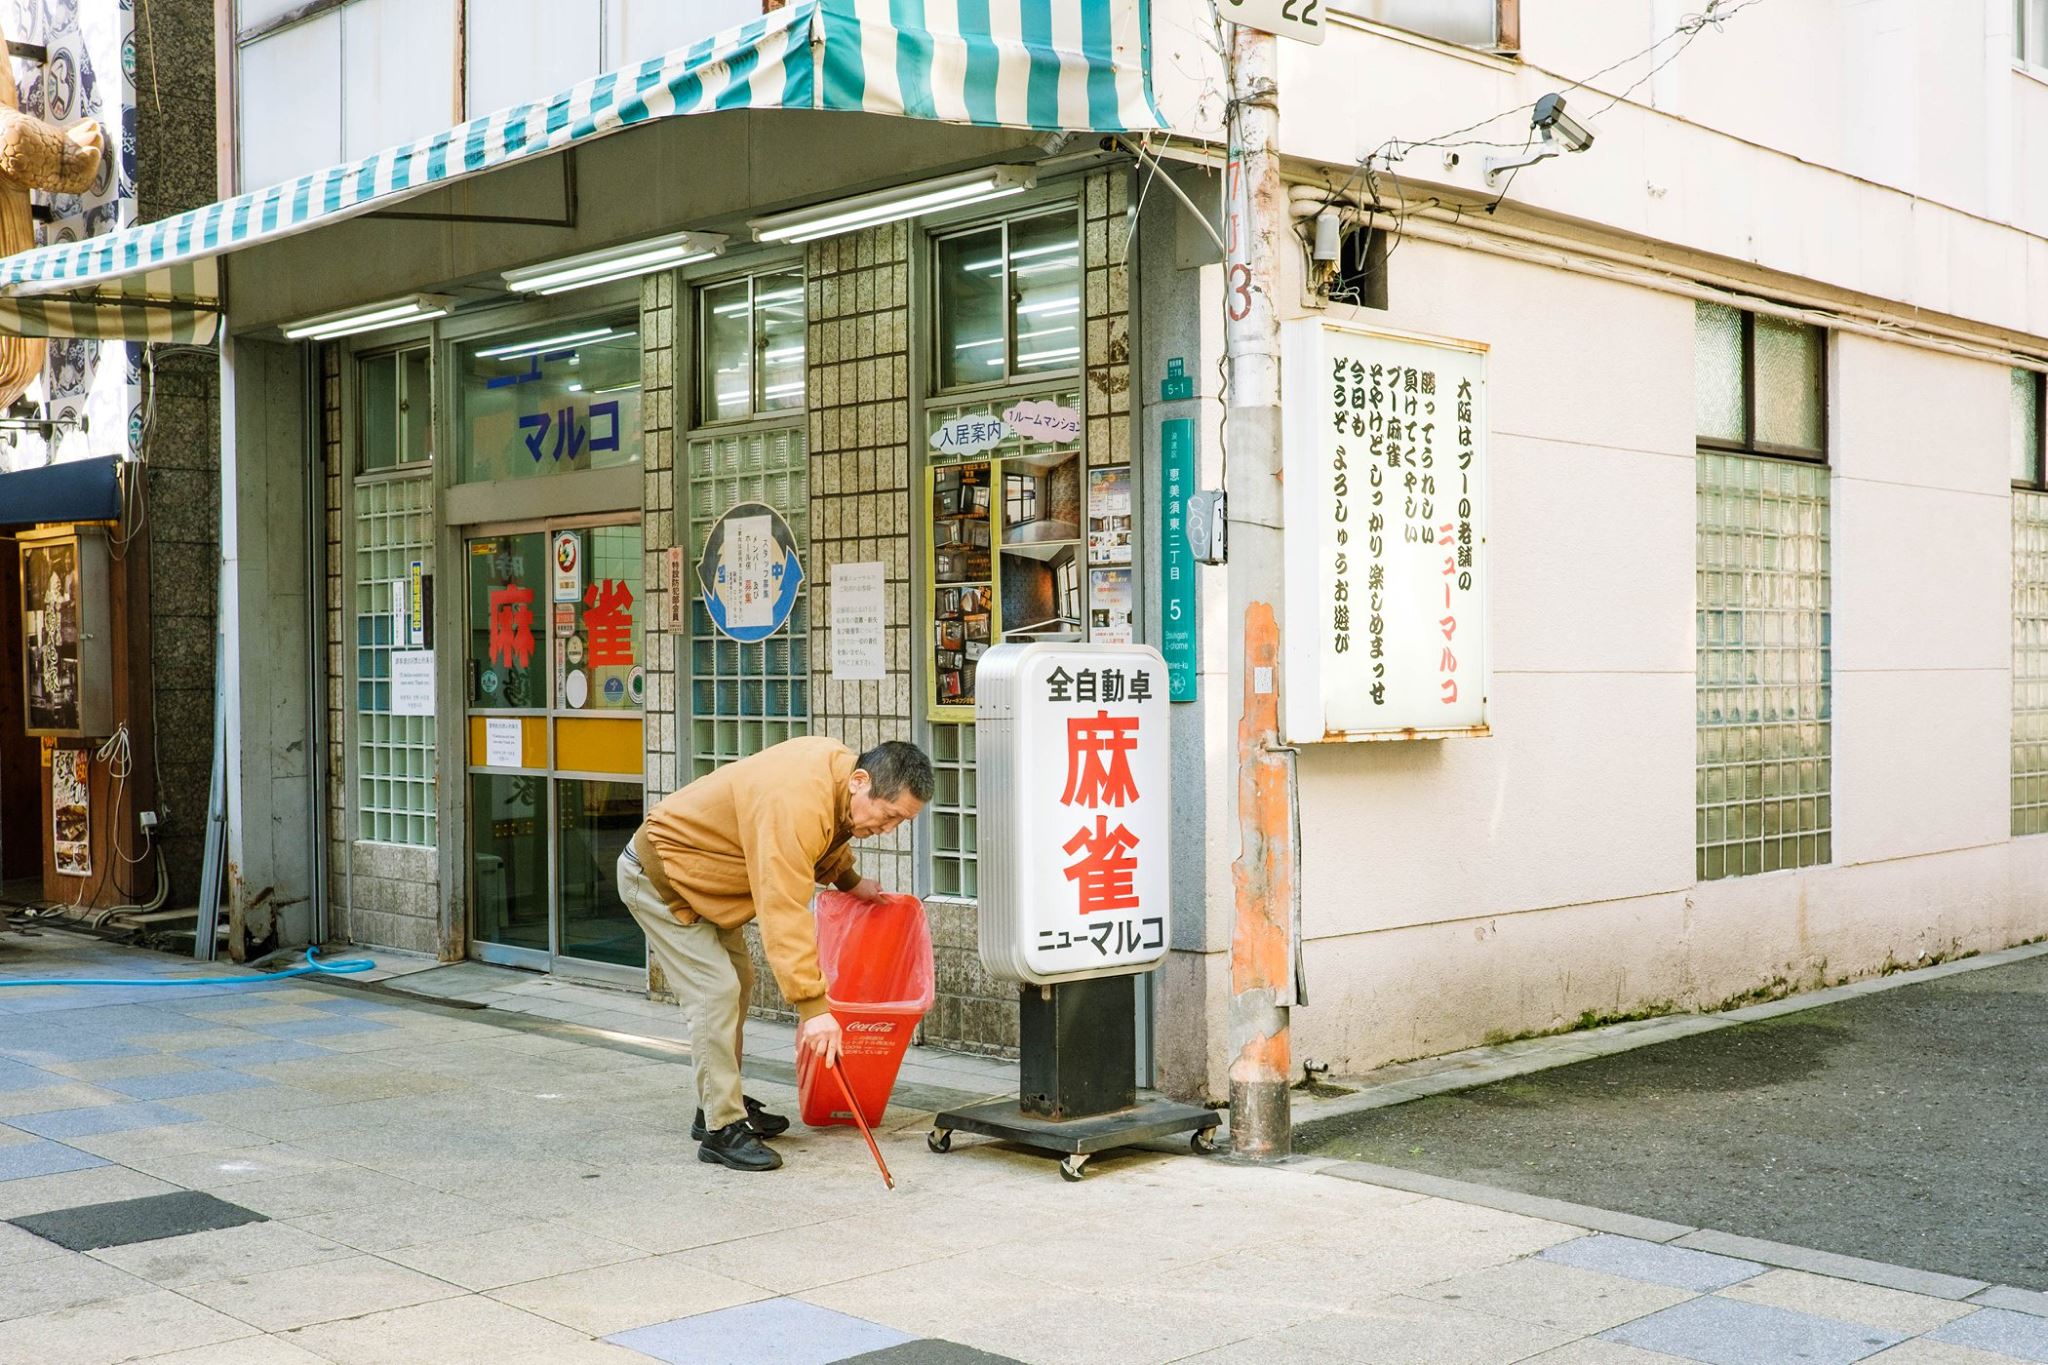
[{"x1": 1221, "y1": 22, "x2": 1295, "y2": 1161}]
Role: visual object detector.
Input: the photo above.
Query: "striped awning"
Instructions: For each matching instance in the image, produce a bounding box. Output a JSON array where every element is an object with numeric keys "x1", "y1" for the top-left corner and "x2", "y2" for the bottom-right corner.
[
  {"x1": 0, "y1": 0, "x2": 1160, "y2": 335},
  {"x1": 0, "y1": 261, "x2": 221, "y2": 343}
]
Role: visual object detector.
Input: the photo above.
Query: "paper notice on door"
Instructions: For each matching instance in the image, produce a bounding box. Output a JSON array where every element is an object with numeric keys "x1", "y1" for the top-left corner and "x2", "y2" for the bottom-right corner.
[
  {"x1": 485, "y1": 717, "x2": 523, "y2": 768},
  {"x1": 390, "y1": 650, "x2": 435, "y2": 716},
  {"x1": 831, "y1": 561, "x2": 887, "y2": 681}
]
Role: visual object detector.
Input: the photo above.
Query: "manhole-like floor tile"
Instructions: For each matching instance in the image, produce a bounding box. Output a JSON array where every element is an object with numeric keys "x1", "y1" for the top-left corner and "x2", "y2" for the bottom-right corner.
[
  {"x1": 842, "y1": 1343, "x2": 1030, "y2": 1365},
  {"x1": 9, "y1": 1189, "x2": 267, "y2": 1251}
]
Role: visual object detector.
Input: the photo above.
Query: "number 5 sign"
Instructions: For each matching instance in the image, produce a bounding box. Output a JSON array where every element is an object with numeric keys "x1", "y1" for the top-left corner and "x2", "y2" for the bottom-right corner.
[{"x1": 1220, "y1": 0, "x2": 1325, "y2": 45}]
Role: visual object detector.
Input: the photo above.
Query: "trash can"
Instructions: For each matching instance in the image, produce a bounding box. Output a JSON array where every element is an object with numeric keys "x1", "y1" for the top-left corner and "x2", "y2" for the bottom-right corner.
[{"x1": 797, "y1": 891, "x2": 934, "y2": 1129}]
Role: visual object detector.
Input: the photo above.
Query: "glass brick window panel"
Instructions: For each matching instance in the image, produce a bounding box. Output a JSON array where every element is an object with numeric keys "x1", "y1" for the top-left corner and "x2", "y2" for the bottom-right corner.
[
  {"x1": 1696, "y1": 452, "x2": 1832, "y2": 880},
  {"x1": 685, "y1": 424, "x2": 810, "y2": 780},
  {"x1": 2015, "y1": 490, "x2": 2048, "y2": 836},
  {"x1": 927, "y1": 720, "x2": 978, "y2": 899},
  {"x1": 2014, "y1": 369, "x2": 2045, "y2": 487},
  {"x1": 354, "y1": 474, "x2": 437, "y2": 845}
]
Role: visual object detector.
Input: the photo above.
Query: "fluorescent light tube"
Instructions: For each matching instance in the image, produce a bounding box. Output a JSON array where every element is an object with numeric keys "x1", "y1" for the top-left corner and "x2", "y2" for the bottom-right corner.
[
  {"x1": 502, "y1": 232, "x2": 727, "y2": 296},
  {"x1": 474, "y1": 327, "x2": 616, "y2": 361},
  {"x1": 282, "y1": 294, "x2": 457, "y2": 341},
  {"x1": 750, "y1": 166, "x2": 1035, "y2": 244}
]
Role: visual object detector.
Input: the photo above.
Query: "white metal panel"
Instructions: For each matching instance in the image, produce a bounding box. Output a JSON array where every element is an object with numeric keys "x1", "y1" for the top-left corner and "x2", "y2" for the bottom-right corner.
[
  {"x1": 342, "y1": 0, "x2": 459, "y2": 160},
  {"x1": 604, "y1": 0, "x2": 757, "y2": 68},
  {"x1": 237, "y1": 11, "x2": 344, "y2": 190},
  {"x1": 465, "y1": 0, "x2": 602, "y2": 119}
]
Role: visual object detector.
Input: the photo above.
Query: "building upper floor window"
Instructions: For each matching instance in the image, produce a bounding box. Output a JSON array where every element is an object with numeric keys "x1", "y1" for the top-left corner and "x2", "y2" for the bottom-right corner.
[
  {"x1": 2017, "y1": 369, "x2": 2046, "y2": 487},
  {"x1": 2020, "y1": 0, "x2": 2048, "y2": 69},
  {"x1": 359, "y1": 348, "x2": 431, "y2": 474},
  {"x1": 1345, "y1": 0, "x2": 1519, "y2": 51},
  {"x1": 1695, "y1": 303, "x2": 1827, "y2": 461},
  {"x1": 934, "y1": 207, "x2": 1082, "y2": 391},
  {"x1": 697, "y1": 268, "x2": 806, "y2": 425}
]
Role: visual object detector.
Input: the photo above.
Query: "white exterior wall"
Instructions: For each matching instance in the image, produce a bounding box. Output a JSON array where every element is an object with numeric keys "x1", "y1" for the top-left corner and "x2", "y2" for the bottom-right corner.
[{"x1": 1145, "y1": 1, "x2": 2048, "y2": 1080}]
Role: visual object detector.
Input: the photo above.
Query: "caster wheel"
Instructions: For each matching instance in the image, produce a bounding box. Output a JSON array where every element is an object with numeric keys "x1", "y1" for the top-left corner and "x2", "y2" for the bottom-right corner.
[
  {"x1": 1059, "y1": 1154, "x2": 1089, "y2": 1182},
  {"x1": 1190, "y1": 1126, "x2": 1219, "y2": 1155},
  {"x1": 927, "y1": 1128, "x2": 953, "y2": 1154}
]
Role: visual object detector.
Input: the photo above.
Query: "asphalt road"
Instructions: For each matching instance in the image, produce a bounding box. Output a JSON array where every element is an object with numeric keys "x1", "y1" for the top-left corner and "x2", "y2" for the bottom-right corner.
[{"x1": 1303, "y1": 951, "x2": 2048, "y2": 1290}]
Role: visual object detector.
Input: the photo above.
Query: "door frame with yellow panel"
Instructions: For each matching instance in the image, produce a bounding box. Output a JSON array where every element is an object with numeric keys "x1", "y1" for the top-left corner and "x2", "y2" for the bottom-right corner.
[{"x1": 463, "y1": 513, "x2": 647, "y2": 985}]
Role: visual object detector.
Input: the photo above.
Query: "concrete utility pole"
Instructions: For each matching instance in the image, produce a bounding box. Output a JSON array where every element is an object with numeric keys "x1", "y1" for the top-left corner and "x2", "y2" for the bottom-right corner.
[{"x1": 1221, "y1": 20, "x2": 1295, "y2": 1160}]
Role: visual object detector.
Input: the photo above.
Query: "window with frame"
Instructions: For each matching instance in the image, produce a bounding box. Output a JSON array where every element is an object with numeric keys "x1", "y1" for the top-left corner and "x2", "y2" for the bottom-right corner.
[
  {"x1": 1694, "y1": 303, "x2": 1831, "y2": 881},
  {"x1": 697, "y1": 267, "x2": 806, "y2": 424},
  {"x1": 2013, "y1": 369, "x2": 2048, "y2": 836},
  {"x1": 354, "y1": 347, "x2": 437, "y2": 846},
  {"x1": 2020, "y1": 0, "x2": 2048, "y2": 68},
  {"x1": 1344, "y1": 0, "x2": 1519, "y2": 50},
  {"x1": 934, "y1": 207, "x2": 1082, "y2": 390}
]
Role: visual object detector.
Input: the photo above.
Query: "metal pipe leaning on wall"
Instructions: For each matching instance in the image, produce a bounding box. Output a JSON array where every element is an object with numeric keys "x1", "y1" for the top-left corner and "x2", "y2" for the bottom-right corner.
[{"x1": 1284, "y1": 182, "x2": 2048, "y2": 376}]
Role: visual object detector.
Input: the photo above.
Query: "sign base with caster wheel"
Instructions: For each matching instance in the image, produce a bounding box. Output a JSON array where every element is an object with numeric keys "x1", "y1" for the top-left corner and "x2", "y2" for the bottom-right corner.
[{"x1": 928, "y1": 1094, "x2": 1220, "y2": 1181}]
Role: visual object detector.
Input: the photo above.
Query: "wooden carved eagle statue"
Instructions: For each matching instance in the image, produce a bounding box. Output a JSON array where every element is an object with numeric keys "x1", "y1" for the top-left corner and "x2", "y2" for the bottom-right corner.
[{"x1": 0, "y1": 31, "x2": 106, "y2": 411}]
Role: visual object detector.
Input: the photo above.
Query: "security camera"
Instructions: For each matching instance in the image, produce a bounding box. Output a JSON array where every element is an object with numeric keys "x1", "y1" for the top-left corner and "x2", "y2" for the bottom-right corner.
[{"x1": 1531, "y1": 94, "x2": 1595, "y2": 154}]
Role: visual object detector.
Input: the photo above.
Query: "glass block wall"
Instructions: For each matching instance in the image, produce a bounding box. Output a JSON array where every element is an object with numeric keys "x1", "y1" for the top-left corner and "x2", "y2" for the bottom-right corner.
[
  {"x1": 685, "y1": 423, "x2": 811, "y2": 779},
  {"x1": 353, "y1": 474, "x2": 437, "y2": 845},
  {"x1": 1696, "y1": 452, "x2": 1832, "y2": 879},
  {"x1": 2016, "y1": 490, "x2": 2048, "y2": 836}
]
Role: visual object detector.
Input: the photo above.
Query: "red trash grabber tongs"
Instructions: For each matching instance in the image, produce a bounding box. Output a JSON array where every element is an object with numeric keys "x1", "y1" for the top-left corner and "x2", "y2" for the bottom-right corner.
[{"x1": 826, "y1": 1055, "x2": 894, "y2": 1190}]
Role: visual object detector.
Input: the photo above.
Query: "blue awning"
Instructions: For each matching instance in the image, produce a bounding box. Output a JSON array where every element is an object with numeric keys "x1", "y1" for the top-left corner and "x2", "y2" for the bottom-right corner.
[
  {"x1": 0, "y1": 456, "x2": 123, "y2": 527},
  {"x1": 0, "y1": 0, "x2": 1161, "y2": 330}
]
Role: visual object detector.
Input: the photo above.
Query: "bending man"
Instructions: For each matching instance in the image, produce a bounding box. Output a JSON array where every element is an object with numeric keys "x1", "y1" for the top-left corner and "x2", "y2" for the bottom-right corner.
[{"x1": 618, "y1": 737, "x2": 931, "y2": 1172}]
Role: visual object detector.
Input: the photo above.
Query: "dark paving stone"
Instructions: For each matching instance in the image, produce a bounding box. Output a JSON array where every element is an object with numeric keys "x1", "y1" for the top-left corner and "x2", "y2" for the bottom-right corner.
[
  {"x1": 840, "y1": 1343, "x2": 1028, "y2": 1365},
  {"x1": 1302, "y1": 952, "x2": 2048, "y2": 1291},
  {"x1": 10, "y1": 1190, "x2": 266, "y2": 1251}
]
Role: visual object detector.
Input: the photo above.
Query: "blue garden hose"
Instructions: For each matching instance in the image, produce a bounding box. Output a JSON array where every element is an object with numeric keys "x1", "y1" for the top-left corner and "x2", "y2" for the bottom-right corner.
[{"x1": 0, "y1": 945, "x2": 377, "y2": 988}]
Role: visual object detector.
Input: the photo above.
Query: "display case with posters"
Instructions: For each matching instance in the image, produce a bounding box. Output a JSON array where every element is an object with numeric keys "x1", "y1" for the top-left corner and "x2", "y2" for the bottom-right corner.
[{"x1": 18, "y1": 525, "x2": 113, "y2": 738}]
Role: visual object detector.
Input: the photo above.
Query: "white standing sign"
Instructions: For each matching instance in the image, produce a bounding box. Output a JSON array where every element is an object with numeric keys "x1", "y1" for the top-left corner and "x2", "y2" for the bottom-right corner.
[
  {"x1": 976, "y1": 643, "x2": 1170, "y2": 985},
  {"x1": 389, "y1": 650, "x2": 435, "y2": 716},
  {"x1": 830, "y1": 562, "x2": 888, "y2": 682},
  {"x1": 1282, "y1": 319, "x2": 1489, "y2": 742}
]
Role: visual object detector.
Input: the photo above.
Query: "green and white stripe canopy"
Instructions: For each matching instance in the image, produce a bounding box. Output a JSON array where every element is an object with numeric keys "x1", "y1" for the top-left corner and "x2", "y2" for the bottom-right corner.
[{"x1": 0, "y1": 0, "x2": 1161, "y2": 342}]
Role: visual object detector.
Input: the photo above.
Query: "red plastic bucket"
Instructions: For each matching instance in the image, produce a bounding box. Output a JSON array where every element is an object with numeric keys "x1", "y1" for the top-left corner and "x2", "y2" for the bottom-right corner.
[{"x1": 797, "y1": 892, "x2": 934, "y2": 1129}]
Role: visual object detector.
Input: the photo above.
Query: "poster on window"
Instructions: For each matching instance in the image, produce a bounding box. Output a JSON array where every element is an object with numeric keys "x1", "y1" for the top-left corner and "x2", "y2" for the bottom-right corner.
[
  {"x1": 1088, "y1": 465, "x2": 1132, "y2": 566},
  {"x1": 23, "y1": 540, "x2": 80, "y2": 734},
  {"x1": 52, "y1": 749, "x2": 90, "y2": 878},
  {"x1": 1089, "y1": 568, "x2": 1134, "y2": 646},
  {"x1": 696, "y1": 502, "x2": 804, "y2": 644},
  {"x1": 1281, "y1": 319, "x2": 1489, "y2": 741}
]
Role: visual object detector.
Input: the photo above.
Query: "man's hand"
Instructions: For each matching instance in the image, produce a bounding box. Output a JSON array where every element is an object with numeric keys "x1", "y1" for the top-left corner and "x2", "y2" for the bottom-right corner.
[
  {"x1": 848, "y1": 877, "x2": 886, "y2": 903},
  {"x1": 798, "y1": 1012, "x2": 843, "y2": 1067}
]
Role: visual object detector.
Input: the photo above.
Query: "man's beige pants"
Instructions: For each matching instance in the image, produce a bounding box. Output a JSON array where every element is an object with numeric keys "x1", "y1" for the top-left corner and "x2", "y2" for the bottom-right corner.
[{"x1": 617, "y1": 851, "x2": 752, "y2": 1132}]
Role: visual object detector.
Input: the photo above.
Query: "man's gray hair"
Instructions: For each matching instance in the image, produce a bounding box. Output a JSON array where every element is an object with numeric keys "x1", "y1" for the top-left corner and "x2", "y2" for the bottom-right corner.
[{"x1": 856, "y1": 740, "x2": 935, "y2": 802}]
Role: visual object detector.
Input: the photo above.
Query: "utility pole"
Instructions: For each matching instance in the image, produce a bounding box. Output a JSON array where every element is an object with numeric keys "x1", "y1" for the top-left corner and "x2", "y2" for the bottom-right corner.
[{"x1": 1221, "y1": 19, "x2": 1295, "y2": 1160}]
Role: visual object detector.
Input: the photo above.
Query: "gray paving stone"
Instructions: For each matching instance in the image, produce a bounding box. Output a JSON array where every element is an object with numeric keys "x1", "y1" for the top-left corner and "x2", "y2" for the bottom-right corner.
[
  {"x1": 9, "y1": 1190, "x2": 266, "y2": 1251},
  {"x1": 1971, "y1": 1286, "x2": 2048, "y2": 1320},
  {"x1": 1541, "y1": 1234, "x2": 1764, "y2": 1292},
  {"x1": 1930, "y1": 1308, "x2": 2048, "y2": 1362},
  {"x1": 1673, "y1": 1231, "x2": 1988, "y2": 1301},
  {"x1": 1321, "y1": 1163, "x2": 1696, "y2": 1243},
  {"x1": 1602, "y1": 1295, "x2": 1909, "y2": 1365}
]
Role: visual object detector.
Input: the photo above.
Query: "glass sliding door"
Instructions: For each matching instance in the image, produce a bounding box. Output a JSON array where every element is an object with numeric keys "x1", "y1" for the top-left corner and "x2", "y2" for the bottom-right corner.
[{"x1": 464, "y1": 519, "x2": 646, "y2": 977}]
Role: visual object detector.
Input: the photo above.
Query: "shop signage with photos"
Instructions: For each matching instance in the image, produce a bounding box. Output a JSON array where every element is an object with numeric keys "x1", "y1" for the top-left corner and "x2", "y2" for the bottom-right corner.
[
  {"x1": 51, "y1": 748, "x2": 90, "y2": 878},
  {"x1": 976, "y1": 643, "x2": 1170, "y2": 985},
  {"x1": 1087, "y1": 464, "x2": 1132, "y2": 566},
  {"x1": 18, "y1": 526, "x2": 113, "y2": 738},
  {"x1": 924, "y1": 394, "x2": 1092, "y2": 722},
  {"x1": 1281, "y1": 319, "x2": 1489, "y2": 741},
  {"x1": 697, "y1": 501, "x2": 804, "y2": 644}
]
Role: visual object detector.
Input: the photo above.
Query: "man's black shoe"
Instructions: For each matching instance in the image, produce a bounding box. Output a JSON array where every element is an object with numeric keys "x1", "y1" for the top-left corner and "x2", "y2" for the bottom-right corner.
[
  {"x1": 698, "y1": 1119, "x2": 783, "y2": 1172},
  {"x1": 690, "y1": 1095, "x2": 791, "y2": 1141}
]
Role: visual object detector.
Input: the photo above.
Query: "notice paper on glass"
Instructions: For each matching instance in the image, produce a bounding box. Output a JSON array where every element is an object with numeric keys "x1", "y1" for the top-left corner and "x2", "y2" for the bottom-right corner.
[
  {"x1": 390, "y1": 650, "x2": 435, "y2": 716},
  {"x1": 831, "y1": 561, "x2": 888, "y2": 681},
  {"x1": 485, "y1": 717, "x2": 523, "y2": 768}
]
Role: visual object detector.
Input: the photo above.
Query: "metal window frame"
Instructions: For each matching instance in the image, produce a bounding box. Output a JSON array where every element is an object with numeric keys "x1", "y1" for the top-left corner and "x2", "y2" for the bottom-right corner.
[
  {"x1": 690, "y1": 255, "x2": 808, "y2": 429},
  {"x1": 355, "y1": 343, "x2": 434, "y2": 477},
  {"x1": 928, "y1": 195, "x2": 1085, "y2": 396},
  {"x1": 1695, "y1": 307, "x2": 1830, "y2": 465}
]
